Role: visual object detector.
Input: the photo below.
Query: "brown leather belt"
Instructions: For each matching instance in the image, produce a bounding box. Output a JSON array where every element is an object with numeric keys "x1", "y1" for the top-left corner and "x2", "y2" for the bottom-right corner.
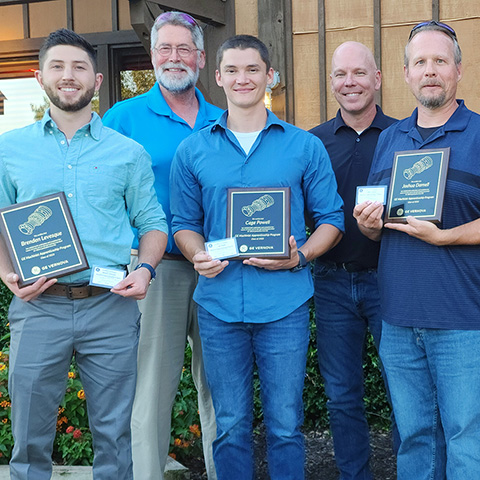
[{"x1": 44, "y1": 283, "x2": 109, "y2": 300}]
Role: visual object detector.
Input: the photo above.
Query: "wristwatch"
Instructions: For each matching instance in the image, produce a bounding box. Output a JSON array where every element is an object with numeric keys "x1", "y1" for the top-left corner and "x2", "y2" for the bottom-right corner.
[
  {"x1": 134, "y1": 262, "x2": 156, "y2": 283},
  {"x1": 290, "y1": 251, "x2": 308, "y2": 273}
]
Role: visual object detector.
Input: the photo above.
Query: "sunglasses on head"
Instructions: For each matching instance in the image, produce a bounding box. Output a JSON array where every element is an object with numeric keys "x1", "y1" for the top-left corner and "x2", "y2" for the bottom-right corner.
[
  {"x1": 155, "y1": 11, "x2": 200, "y2": 28},
  {"x1": 409, "y1": 20, "x2": 457, "y2": 41}
]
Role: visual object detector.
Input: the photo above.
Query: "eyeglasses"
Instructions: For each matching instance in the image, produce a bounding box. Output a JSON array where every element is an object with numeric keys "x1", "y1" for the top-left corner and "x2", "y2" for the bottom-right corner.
[
  {"x1": 155, "y1": 11, "x2": 200, "y2": 29},
  {"x1": 409, "y1": 20, "x2": 457, "y2": 41},
  {"x1": 153, "y1": 45, "x2": 199, "y2": 58}
]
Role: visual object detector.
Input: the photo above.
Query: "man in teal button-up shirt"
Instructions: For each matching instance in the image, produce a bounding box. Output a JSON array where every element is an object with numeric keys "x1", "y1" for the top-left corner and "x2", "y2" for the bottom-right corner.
[{"x1": 0, "y1": 29, "x2": 167, "y2": 480}]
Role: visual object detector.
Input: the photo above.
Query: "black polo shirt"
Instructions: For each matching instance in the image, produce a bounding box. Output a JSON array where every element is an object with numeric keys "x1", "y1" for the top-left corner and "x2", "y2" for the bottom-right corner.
[{"x1": 309, "y1": 106, "x2": 397, "y2": 268}]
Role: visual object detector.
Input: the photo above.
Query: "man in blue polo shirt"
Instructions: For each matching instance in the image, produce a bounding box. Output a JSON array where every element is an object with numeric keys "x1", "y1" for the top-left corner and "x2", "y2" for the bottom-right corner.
[
  {"x1": 355, "y1": 21, "x2": 480, "y2": 478},
  {"x1": 309, "y1": 42, "x2": 397, "y2": 480},
  {"x1": 171, "y1": 35, "x2": 344, "y2": 480},
  {"x1": 103, "y1": 11, "x2": 220, "y2": 480}
]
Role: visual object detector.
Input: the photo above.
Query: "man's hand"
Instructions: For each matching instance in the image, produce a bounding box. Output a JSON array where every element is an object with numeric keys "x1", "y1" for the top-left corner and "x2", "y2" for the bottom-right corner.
[
  {"x1": 385, "y1": 216, "x2": 447, "y2": 245},
  {"x1": 353, "y1": 201, "x2": 384, "y2": 241},
  {"x1": 111, "y1": 267, "x2": 152, "y2": 299},
  {"x1": 4, "y1": 272, "x2": 57, "y2": 302},
  {"x1": 243, "y1": 236, "x2": 299, "y2": 270},
  {"x1": 192, "y1": 251, "x2": 229, "y2": 278}
]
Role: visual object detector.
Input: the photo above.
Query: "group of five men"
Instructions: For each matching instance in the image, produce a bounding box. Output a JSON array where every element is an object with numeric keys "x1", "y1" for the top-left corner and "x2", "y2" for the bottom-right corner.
[{"x1": 0, "y1": 9, "x2": 479, "y2": 480}]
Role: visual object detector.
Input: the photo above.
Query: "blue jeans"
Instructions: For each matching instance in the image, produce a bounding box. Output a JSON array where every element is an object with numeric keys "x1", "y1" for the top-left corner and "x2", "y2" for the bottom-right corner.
[
  {"x1": 380, "y1": 323, "x2": 480, "y2": 480},
  {"x1": 314, "y1": 262, "x2": 394, "y2": 480},
  {"x1": 197, "y1": 302, "x2": 310, "y2": 480}
]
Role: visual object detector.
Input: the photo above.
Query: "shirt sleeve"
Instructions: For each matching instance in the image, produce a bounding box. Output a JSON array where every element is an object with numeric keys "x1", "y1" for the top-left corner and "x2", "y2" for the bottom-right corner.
[
  {"x1": 170, "y1": 141, "x2": 205, "y2": 237},
  {"x1": 126, "y1": 146, "x2": 168, "y2": 238},
  {"x1": 0, "y1": 136, "x2": 17, "y2": 209},
  {"x1": 303, "y1": 135, "x2": 345, "y2": 232}
]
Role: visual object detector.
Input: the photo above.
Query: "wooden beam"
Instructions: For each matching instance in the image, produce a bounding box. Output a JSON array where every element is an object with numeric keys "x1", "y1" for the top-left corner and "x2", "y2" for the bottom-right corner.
[
  {"x1": 66, "y1": 0, "x2": 73, "y2": 30},
  {"x1": 143, "y1": 0, "x2": 226, "y2": 26},
  {"x1": 374, "y1": 0, "x2": 382, "y2": 107},
  {"x1": 22, "y1": 3, "x2": 30, "y2": 39},
  {"x1": 0, "y1": 0, "x2": 54, "y2": 5},
  {"x1": 432, "y1": 0, "x2": 439, "y2": 22},
  {"x1": 112, "y1": 0, "x2": 119, "y2": 32},
  {"x1": 318, "y1": 0, "x2": 326, "y2": 123}
]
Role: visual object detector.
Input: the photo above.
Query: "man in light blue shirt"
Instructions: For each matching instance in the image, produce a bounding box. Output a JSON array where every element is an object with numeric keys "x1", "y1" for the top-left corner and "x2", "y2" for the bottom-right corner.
[
  {"x1": 171, "y1": 35, "x2": 344, "y2": 479},
  {"x1": 0, "y1": 29, "x2": 167, "y2": 480},
  {"x1": 103, "y1": 11, "x2": 220, "y2": 479}
]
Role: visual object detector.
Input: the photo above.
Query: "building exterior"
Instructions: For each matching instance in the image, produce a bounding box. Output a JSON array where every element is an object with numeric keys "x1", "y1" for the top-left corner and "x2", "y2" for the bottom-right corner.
[{"x1": 1, "y1": 0, "x2": 480, "y2": 127}]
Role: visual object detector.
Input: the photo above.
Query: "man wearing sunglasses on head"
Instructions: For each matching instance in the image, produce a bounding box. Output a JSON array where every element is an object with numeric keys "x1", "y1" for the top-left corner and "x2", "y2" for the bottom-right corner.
[
  {"x1": 103, "y1": 11, "x2": 220, "y2": 480},
  {"x1": 354, "y1": 20, "x2": 480, "y2": 479}
]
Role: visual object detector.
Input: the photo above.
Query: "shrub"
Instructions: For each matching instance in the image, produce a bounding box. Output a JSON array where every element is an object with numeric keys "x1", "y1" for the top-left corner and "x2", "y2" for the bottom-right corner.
[{"x1": 0, "y1": 283, "x2": 391, "y2": 466}]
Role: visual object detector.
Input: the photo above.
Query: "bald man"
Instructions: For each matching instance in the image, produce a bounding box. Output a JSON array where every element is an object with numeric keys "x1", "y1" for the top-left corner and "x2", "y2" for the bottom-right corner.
[{"x1": 309, "y1": 42, "x2": 397, "y2": 480}]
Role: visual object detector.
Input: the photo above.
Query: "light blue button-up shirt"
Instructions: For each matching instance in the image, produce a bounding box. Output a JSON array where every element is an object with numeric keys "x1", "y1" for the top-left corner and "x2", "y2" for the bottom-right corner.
[
  {"x1": 0, "y1": 111, "x2": 167, "y2": 284},
  {"x1": 171, "y1": 110, "x2": 344, "y2": 323}
]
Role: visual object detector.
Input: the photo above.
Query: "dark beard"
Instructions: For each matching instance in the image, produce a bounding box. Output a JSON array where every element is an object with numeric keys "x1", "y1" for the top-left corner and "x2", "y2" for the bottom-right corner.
[{"x1": 44, "y1": 84, "x2": 95, "y2": 112}]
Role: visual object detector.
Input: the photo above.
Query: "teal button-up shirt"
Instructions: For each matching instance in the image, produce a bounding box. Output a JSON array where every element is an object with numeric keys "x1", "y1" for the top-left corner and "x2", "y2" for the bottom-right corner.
[{"x1": 0, "y1": 111, "x2": 167, "y2": 284}]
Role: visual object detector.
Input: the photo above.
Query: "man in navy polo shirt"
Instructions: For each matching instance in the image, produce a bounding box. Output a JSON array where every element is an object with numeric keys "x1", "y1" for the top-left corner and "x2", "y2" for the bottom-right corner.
[
  {"x1": 309, "y1": 42, "x2": 397, "y2": 480},
  {"x1": 355, "y1": 21, "x2": 480, "y2": 478}
]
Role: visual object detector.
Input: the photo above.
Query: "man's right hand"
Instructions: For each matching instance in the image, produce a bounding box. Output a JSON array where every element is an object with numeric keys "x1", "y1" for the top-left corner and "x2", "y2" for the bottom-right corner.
[
  {"x1": 192, "y1": 251, "x2": 229, "y2": 278},
  {"x1": 4, "y1": 272, "x2": 57, "y2": 302},
  {"x1": 353, "y1": 201, "x2": 384, "y2": 241}
]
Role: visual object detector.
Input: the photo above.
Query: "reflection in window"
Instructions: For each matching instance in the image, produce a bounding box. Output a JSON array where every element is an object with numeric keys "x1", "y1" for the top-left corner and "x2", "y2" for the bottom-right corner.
[{"x1": 0, "y1": 77, "x2": 45, "y2": 134}]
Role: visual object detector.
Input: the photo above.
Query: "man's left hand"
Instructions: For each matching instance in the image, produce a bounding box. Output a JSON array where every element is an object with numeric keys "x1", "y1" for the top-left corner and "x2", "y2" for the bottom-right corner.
[
  {"x1": 111, "y1": 267, "x2": 152, "y2": 299},
  {"x1": 385, "y1": 216, "x2": 447, "y2": 246},
  {"x1": 243, "y1": 236, "x2": 301, "y2": 270}
]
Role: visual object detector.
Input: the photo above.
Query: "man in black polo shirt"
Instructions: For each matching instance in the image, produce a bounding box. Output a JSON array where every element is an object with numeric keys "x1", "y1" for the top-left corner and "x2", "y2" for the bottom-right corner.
[{"x1": 309, "y1": 41, "x2": 396, "y2": 480}]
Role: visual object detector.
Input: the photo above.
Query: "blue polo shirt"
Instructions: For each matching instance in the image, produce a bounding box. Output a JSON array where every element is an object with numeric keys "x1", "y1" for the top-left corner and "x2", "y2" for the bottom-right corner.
[
  {"x1": 171, "y1": 110, "x2": 344, "y2": 323},
  {"x1": 309, "y1": 106, "x2": 396, "y2": 267},
  {"x1": 368, "y1": 100, "x2": 480, "y2": 330},
  {"x1": 103, "y1": 83, "x2": 222, "y2": 253}
]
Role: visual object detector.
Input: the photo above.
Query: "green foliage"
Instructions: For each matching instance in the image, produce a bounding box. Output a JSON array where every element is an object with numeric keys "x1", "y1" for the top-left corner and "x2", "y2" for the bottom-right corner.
[
  {"x1": 169, "y1": 345, "x2": 203, "y2": 463},
  {"x1": 120, "y1": 70, "x2": 156, "y2": 100},
  {"x1": 30, "y1": 94, "x2": 100, "y2": 122}
]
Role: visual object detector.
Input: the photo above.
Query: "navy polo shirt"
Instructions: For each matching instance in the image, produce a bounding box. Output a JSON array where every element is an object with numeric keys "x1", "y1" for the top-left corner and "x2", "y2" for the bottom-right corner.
[{"x1": 309, "y1": 106, "x2": 397, "y2": 268}]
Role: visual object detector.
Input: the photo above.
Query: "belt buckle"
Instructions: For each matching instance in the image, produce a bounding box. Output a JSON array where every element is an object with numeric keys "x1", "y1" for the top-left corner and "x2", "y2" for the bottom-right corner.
[{"x1": 65, "y1": 285, "x2": 77, "y2": 300}]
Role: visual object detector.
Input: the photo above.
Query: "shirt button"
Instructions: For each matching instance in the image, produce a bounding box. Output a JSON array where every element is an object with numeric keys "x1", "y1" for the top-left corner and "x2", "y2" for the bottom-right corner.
[
  {"x1": 49, "y1": 131, "x2": 53, "y2": 134},
  {"x1": 85, "y1": 134, "x2": 89, "y2": 137},
  {"x1": 68, "y1": 165, "x2": 73, "y2": 169},
  {"x1": 61, "y1": 140, "x2": 65, "y2": 145},
  {"x1": 356, "y1": 137, "x2": 360, "y2": 142},
  {"x1": 67, "y1": 193, "x2": 73, "y2": 198}
]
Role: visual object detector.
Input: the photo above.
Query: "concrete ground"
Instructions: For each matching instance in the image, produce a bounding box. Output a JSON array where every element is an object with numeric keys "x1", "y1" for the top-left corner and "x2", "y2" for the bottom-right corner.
[{"x1": 0, "y1": 456, "x2": 189, "y2": 479}]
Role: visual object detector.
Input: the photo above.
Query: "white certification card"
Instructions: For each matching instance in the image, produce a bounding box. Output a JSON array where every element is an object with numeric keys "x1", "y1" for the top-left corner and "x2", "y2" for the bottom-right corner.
[
  {"x1": 205, "y1": 237, "x2": 239, "y2": 260},
  {"x1": 356, "y1": 185, "x2": 388, "y2": 205},
  {"x1": 89, "y1": 266, "x2": 126, "y2": 288}
]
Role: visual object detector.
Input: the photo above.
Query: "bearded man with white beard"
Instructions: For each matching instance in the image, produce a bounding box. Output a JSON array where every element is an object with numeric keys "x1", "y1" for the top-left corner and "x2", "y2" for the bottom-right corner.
[{"x1": 103, "y1": 11, "x2": 221, "y2": 480}]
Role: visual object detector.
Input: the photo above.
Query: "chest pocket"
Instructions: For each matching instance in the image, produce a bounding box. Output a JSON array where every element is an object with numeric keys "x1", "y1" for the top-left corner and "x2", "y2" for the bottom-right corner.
[{"x1": 88, "y1": 165, "x2": 126, "y2": 208}]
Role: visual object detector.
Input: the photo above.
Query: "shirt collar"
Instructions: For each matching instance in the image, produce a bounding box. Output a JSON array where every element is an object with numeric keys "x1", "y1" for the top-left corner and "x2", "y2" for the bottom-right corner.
[
  {"x1": 147, "y1": 83, "x2": 218, "y2": 122},
  {"x1": 211, "y1": 108, "x2": 285, "y2": 133},
  {"x1": 401, "y1": 99, "x2": 469, "y2": 135},
  {"x1": 41, "y1": 109, "x2": 102, "y2": 140},
  {"x1": 332, "y1": 105, "x2": 391, "y2": 134}
]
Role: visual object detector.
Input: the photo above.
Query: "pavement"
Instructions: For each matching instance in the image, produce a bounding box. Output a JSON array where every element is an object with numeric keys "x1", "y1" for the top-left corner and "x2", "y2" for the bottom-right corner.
[{"x1": 0, "y1": 456, "x2": 189, "y2": 479}]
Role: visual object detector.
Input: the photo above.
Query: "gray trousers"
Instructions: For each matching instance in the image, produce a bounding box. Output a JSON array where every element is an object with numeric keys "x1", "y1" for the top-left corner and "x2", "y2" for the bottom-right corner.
[{"x1": 8, "y1": 292, "x2": 140, "y2": 480}]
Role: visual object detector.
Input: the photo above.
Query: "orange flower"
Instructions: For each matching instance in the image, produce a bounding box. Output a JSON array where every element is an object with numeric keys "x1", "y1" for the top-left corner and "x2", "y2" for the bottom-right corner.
[
  {"x1": 189, "y1": 424, "x2": 201, "y2": 438},
  {"x1": 168, "y1": 453, "x2": 176, "y2": 460},
  {"x1": 77, "y1": 390, "x2": 85, "y2": 400},
  {"x1": 0, "y1": 364, "x2": 6, "y2": 371},
  {"x1": 174, "y1": 438, "x2": 182, "y2": 446},
  {"x1": 2, "y1": 418, "x2": 7, "y2": 424},
  {"x1": 68, "y1": 372, "x2": 75, "y2": 379},
  {"x1": 0, "y1": 401, "x2": 11, "y2": 408},
  {"x1": 66, "y1": 426, "x2": 74, "y2": 434}
]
